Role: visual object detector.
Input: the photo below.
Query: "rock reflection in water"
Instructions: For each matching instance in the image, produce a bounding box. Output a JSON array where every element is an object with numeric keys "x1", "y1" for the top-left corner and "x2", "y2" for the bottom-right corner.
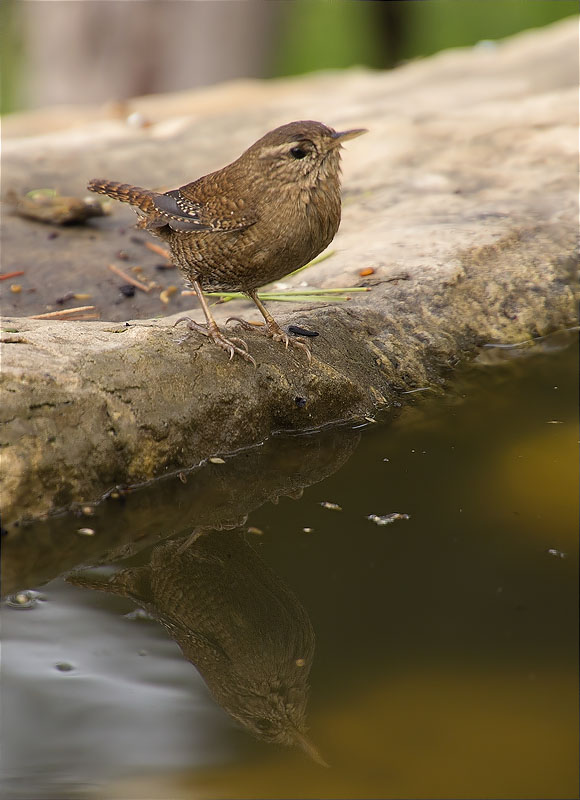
[
  {"x1": 68, "y1": 528, "x2": 325, "y2": 764},
  {"x1": 3, "y1": 427, "x2": 361, "y2": 596}
]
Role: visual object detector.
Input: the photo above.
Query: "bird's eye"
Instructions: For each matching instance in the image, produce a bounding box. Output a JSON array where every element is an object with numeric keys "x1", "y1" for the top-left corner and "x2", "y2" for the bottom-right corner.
[
  {"x1": 255, "y1": 718, "x2": 275, "y2": 732},
  {"x1": 290, "y1": 146, "x2": 308, "y2": 160}
]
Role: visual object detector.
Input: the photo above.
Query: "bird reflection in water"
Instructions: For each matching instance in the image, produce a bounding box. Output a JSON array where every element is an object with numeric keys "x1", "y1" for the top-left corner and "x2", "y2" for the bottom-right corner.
[{"x1": 68, "y1": 528, "x2": 325, "y2": 765}]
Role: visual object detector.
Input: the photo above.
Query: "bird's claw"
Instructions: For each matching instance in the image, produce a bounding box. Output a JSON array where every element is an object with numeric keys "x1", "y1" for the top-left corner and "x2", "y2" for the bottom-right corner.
[
  {"x1": 272, "y1": 332, "x2": 312, "y2": 362},
  {"x1": 174, "y1": 316, "x2": 256, "y2": 366},
  {"x1": 227, "y1": 335, "x2": 250, "y2": 352},
  {"x1": 173, "y1": 316, "x2": 198, "y2": 344},
  {"x1": 225, "y1": 316, "x2": 262, "y2": 332},
  {"x1": 226, "y1": 316, "x2": 312, "y2": 362}
]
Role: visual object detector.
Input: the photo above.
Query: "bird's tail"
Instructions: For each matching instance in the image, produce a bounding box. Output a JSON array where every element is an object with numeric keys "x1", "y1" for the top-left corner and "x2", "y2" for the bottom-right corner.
[{"x1": 87, "y1": 179, "x2": 156, "y2": 214}]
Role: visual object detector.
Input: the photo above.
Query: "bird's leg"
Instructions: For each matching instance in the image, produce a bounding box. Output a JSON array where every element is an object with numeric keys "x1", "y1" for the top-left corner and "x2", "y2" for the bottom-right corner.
[
  {"x1": 227, "y1": 290, "x2": 312, "y2": 362},
  {"x1": 174, "y1": 280, "x2": 256, "y2": 366}
]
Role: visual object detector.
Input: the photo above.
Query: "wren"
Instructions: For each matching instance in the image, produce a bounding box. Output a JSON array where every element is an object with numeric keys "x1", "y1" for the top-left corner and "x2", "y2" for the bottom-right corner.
[
  {"x1": 88, "y1": 120, "x2": 366, "y2": 364},
  {"x1": 68, "y1": 528, "x2": 326, "y2": 765}
]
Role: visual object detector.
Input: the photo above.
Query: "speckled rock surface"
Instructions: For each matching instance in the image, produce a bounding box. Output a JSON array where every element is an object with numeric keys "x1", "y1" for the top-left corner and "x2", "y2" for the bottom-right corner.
[{"x1": 1, "y1": 18, "x2": 577, "y2": 526}]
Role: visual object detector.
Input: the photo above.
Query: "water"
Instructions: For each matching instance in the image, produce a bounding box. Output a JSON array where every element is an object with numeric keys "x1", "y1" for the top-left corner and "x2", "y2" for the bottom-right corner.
[{"x1": 2, "y1": 335, "x2": 578, "y2": 800}]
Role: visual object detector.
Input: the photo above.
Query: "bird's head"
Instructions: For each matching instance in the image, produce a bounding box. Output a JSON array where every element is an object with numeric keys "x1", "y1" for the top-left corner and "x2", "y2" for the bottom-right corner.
[
  {"x1": 228, "y1": 688, "x2": 328, "y2": 767},
  {"x1": 243, "y1": 120, "x2": 366, "y2": 185}
]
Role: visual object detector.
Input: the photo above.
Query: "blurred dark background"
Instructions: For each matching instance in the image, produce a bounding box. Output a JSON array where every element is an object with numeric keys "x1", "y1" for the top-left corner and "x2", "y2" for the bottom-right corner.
[{"x1": 1, "y1": 0, "x2": 577, "y2": 115}]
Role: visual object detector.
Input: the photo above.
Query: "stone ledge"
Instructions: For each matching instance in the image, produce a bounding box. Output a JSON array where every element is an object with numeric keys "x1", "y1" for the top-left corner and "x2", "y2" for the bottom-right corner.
[{"x1": 1, "y1": 18, "x2": 577, "y2": 526}]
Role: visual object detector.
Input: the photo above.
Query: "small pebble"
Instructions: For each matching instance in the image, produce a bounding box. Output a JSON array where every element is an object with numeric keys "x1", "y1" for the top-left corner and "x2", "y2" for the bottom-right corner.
[
  {"x1": 295, "y1": 396, "x2": 307, "y2": 408},
  {"x1": 475, "y1": 39, "x2": 497, "y2": 51},
  {"x1": 320, "y1": 501, "x2": 342, "y2": 511},
  {"x1": 247, "y1": 526, "x2": 264, "y2": 536},
  {"x1": 547, "y1": 548, "x2": 567, "y2": 559},
  {"x1": 125, "y1": 608, "x2": 153, "y2": 621},
  {"x1": 55, "y1": 662, "x2": 75, "y2": 672},
  {"x1": 10, "y1": 284, "x2": 22, "y2": 293},
  {"x1": 209, "y1": 457, "x2": 225, "y2": 464},
  {"x1": 5, "y1": 590, "x2": 38, "y2": 609},
  {"x1": 178, "y1": 472, "x2": 187, "y2": 484},
  {"x1": 295, "y1": 658, "x2": 306, "y2": 667},
  {"x1": 126, "y1": 111, "x2": 149, "y2": 128},
  {"x1": 77, "y1": 527, "x2": 95, "y2": 536},
  {"x1": 119, "y1": 284, "x2": 136, "y2": 298},
  {"x1": 367, "y1": 513, "x2": 410, "y2": 526},
  {"x1": 302, "y1": 527, "x2": 314, "y2": 534},
  {"x1": 81, "y1": 506, "x2": 95, "y2": 516},
  {"x1": 56, "y1": 291, "x2": 76, "y2": 305}
]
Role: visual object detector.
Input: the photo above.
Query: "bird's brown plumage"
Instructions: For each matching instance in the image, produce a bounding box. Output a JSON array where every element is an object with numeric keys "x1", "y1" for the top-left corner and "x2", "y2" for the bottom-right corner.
[
  {"x1": 68, "y1": 529, "x2": 326, "y2": 764},
  {"x1": 88, "y1": 120, "x2": 366, "y2": 363}
]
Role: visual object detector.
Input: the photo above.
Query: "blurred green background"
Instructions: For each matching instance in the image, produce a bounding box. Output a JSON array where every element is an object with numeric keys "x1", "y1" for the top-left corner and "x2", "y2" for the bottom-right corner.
[
  {"x1": 274, "y1": 0, "x2": 578, "y2": 74},
  {"x1": 1, "y1": 0, "x2": 577, "y2": 115}
]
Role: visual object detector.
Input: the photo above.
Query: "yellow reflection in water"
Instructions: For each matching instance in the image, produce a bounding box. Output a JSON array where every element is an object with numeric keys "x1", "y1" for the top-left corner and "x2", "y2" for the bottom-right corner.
[
  {"x1": 492, "y1": 423, "x2": 579, "y2": 537},
  {"x1": 104, "y1": 665, "x2": 578, "y2": 800}
]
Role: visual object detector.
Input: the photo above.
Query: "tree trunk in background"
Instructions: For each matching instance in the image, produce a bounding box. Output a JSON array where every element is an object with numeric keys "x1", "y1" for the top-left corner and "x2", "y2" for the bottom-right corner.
[{"x1": 20, "y1": 0, "x2": 280, "y2": 108}]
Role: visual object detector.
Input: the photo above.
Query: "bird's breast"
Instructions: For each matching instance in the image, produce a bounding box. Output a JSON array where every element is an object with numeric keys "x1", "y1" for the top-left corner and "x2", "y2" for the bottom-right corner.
[{"x1": 166, "y1": 176, "x2": 341, "y2": 292}]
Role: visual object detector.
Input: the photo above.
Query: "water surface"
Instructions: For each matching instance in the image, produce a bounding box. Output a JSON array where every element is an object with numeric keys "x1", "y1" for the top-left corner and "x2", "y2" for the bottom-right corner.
[{"x1": 2, "y1": 336, "x2": 578, "y2": 800}]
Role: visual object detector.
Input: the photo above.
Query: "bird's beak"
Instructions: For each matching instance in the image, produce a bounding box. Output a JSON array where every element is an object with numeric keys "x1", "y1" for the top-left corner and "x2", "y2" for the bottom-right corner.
[
  {"x1": 291, "y1": 727, "x2": 329, "y2": 768},
  {"x1": 331, "y1": 128, "x2": 368, "y2": 147}
]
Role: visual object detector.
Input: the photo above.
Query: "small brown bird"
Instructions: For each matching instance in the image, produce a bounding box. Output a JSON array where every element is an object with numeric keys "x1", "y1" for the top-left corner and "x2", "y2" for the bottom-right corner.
[
  {"x1": 68, "y1": 528, "x2": 326, "y2": 765},
  {"x1": 88, "y1": 120, "x2": 365, "y2": 364}
]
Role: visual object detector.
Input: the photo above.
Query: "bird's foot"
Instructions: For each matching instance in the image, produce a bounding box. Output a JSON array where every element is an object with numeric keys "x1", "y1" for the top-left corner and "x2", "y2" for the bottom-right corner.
[
  {"x1": 226, "y1": 316, "x2": 312, "y2": 363},
  {"x1": 174, "y1": 316, "x2": 256, "y2": 366}
]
